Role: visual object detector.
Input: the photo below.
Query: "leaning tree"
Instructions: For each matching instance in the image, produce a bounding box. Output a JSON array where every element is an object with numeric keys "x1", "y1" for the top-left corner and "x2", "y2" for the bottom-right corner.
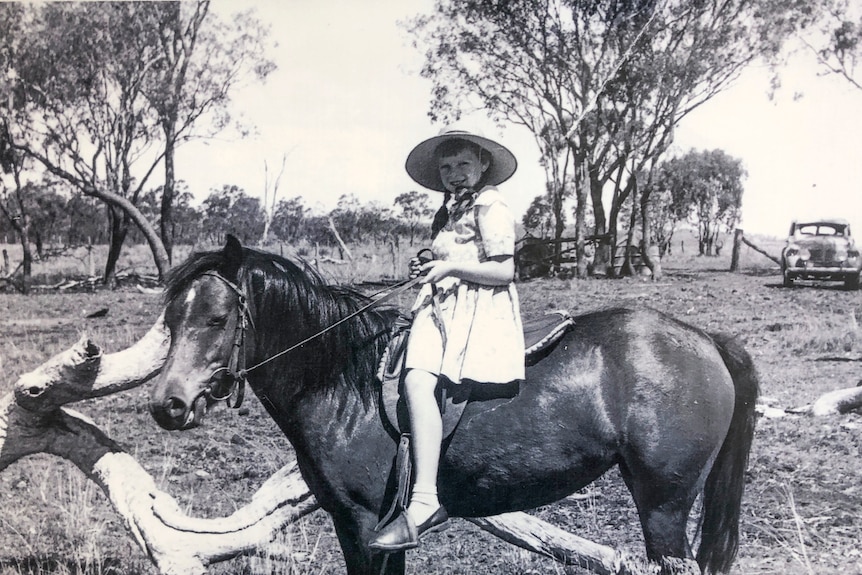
[
  {"x1": 1, "y1": 2, "x2": 169, "y2": 285},
  {"x1": 0, "y1": 1, "x2": 274, "y2": 284}
]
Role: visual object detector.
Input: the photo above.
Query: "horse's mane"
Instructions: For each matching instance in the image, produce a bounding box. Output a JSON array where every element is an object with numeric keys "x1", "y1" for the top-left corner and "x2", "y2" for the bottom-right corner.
[{"x1": 164, "y1": 246, "x2": 399, "y2": 404}]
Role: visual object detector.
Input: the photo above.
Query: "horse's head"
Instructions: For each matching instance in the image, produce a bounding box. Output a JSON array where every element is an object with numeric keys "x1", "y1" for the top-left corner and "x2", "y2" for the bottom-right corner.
[{"x1": 149, "y1": 235, "x2": 249, "y2": 430}]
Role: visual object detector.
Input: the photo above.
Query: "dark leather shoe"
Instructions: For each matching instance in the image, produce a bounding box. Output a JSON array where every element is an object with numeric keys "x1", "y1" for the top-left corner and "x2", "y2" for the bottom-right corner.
[{"x1": 369, "y1": 507, "x2": 449, "y2": 552}]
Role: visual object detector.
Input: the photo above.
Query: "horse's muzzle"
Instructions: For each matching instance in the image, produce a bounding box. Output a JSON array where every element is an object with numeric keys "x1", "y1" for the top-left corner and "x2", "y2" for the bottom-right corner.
[{"x1": 149, "y1": 394, "x2": 207, "y2": 430}]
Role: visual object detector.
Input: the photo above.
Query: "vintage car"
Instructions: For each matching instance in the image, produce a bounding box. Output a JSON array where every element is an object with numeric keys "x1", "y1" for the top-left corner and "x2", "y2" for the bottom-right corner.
[{"x1": 781, "y1": 219, "x2": 862, "y2": 289}]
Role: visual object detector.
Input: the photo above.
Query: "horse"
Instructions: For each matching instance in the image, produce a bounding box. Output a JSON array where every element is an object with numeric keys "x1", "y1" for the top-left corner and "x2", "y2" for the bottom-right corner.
[{"x1": 148, "y1": 236, "x2": 758, "y2": 575}]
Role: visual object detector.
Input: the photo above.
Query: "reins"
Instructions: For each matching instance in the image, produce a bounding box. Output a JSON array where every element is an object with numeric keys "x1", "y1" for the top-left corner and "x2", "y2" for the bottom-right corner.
[
  {"x1": 201, "y1": 270, "x2": 424, "y2": 407},
  {"x1": 242, "y1": 274, "x2": 423, "y2": 374}
]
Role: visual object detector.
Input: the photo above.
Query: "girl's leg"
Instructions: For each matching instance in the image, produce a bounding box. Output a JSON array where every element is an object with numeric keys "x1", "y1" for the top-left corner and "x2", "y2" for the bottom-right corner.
[
  {"x1": 403, "y1": 368, "x2": 442, "y2": 525},
  {"x1": 368, "y1": 368, "x2": 448, "y2": 551}
]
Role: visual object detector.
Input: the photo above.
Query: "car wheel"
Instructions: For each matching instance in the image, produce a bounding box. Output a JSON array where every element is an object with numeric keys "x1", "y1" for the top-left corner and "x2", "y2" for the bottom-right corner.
[{"x1": 783, "y1": 270, "x2": 795, "y2": 288}]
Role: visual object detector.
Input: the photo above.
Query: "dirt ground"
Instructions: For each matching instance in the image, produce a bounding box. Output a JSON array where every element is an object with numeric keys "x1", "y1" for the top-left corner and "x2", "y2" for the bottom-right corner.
[{"x1": 1, "y1": 254, "x2": 861, "y2": 574}]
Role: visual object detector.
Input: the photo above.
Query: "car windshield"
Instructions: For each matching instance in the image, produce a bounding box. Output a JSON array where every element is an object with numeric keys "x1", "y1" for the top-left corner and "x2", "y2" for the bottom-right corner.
[{"x1": 795, "y1": 223, "x2": 846, "y2": 236}]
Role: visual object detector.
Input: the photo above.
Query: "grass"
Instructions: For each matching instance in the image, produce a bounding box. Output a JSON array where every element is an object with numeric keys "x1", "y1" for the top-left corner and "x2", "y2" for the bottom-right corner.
[
  {"x1": 3, "y1": 230, "x2": 862, "y2": 574},
  {"x1": 0, "y1": 457, "x2": 139, "y2": 575},
  {"x1": 226, "y1": 520, "x2": 331, "y2": 575}
]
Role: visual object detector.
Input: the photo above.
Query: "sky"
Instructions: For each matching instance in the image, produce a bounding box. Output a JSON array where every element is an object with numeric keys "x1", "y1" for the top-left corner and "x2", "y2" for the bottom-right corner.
[{"x1": 176, "y1": 0, "x2": 862, "y2": 239}]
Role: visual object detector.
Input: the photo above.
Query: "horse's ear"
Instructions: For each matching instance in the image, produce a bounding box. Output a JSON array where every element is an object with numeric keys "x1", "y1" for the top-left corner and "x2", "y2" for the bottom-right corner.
[{"x1": 220, "y1": 234, "x2": 243, "y2": 281}]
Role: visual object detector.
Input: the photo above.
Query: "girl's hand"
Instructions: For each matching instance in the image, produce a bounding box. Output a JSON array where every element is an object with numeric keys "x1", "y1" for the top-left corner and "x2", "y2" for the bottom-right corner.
[
  {"x1": 408, "y1": 257, "x2": 424, "y2": 279},
  {"x1": 410, "y1": 249, "x2": 436, "y2": 279},
  {"x1": 420, "y1": 260, "x2": 455, "y2": 283}
]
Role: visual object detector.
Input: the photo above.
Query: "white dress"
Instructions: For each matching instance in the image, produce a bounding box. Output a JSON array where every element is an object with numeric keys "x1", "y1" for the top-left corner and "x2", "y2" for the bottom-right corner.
[{"x1": 404, "y1": 186, "x2": 525, "y2": 384}]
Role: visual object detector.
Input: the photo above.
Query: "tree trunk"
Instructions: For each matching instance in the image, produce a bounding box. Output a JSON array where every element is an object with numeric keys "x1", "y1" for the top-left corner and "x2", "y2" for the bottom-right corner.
[
  {"x1": 605, "y1": 163, "x2": 630, "y2": 278},
  {"x1": 639, "y1": 184, "x2": 662, "y2": 280},
  {"x1": 104, "y1": 205, "x2": 130, "y2": 288},
  {"x1": 86, "y1": 185, "x2": 170, "y2": 281},
  {"x1": 3, "y1": 204, "x2": 34, "y2": 293},
  {"x1": 160, "y1": 128, "x2": 177, "y2": 265},
  {"x1": 1, "y1": 165, "x2": 32, "y2": 291},
  {"x1": 574, "y1": 162, "x2": 589, "y2": 278},
  {"x1": 589, "y1": 171, "x2": 610, "y2": 274},
  {"x1": 551, "y1": 181, "x2": 565, "y2": 274},
  {"x1": 19, "y1": 234, "x2": 32, "y2": 294},
  {"x1": 730, "y1": 229, "x2": 743, "y2": 271},
  {"x1": 617, "y1": 179, "x2": 637, "y2": 277}
]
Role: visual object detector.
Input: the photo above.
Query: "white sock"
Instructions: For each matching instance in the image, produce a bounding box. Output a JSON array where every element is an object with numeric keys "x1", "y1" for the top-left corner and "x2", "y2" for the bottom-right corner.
[{"x1": 408, "y1": 483, "x2": 440, "y2": 524}]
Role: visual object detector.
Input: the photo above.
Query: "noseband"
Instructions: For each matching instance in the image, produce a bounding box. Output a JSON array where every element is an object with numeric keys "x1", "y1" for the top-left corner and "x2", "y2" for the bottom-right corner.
[{"x1": 200, "y1": 272, "x2": 250, "y2": 409}]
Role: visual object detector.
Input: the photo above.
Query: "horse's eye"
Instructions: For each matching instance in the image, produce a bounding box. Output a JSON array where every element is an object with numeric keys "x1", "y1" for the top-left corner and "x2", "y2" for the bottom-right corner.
[{"x1": 207, "y1": 316, "x2": 228, "y2": 328}]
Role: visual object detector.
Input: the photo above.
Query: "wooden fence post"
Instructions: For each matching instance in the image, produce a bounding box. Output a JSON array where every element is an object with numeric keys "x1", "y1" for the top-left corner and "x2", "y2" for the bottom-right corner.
[
  {"x1": 87, "y1": 242, "x2": 95, "y2": 277},
  {"x1": 327, "y1": 217, "x2": 353, "y2": 261},
  {"x1": 730, "y1": 229, "x2": 743, "y2": 272}
]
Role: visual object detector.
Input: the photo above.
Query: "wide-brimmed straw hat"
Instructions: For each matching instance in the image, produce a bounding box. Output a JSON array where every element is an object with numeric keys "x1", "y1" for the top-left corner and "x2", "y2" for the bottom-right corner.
[{"x1": 405, "y1": 127, "x2": 518, "y2": 192}]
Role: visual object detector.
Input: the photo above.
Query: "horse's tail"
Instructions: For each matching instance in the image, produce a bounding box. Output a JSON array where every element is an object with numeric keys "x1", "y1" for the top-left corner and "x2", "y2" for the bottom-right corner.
[{"x1": 697, "y1": 332, "x2": 759, "y2": 574}]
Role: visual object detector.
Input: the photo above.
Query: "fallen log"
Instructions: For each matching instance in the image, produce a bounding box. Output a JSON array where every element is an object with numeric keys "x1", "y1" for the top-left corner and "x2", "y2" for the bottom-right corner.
[
  {"x1": 0, "y1": 391, "x2": 319, "y2": 575},
  {"x1": 0, "y1": 322, "x2": 694, "y2": 575},
  {"x1": 14, "y1": 312, "x2": 170, "y2": 412},
  {"x1": 756, "y1": 383, "x2": 862, "y2": 418},
  {"x1": 467, "y1": 514, "x2": 697, "y2": 575},
  {"x1": 3, "y1": 326, "x2": 321, "y2": 575},
  {"x1": 786, "y1": 384, "x2": 862, "y2": 416}
]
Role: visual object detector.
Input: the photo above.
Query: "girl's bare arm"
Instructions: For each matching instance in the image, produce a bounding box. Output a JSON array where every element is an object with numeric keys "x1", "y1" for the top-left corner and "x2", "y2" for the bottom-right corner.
[{"x1": 420, "y1": 255, "x2": 514, "y2": 286}]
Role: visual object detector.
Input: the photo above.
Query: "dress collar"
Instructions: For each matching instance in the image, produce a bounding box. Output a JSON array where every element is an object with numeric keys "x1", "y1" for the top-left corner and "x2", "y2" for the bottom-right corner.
[{"x1": 447, "y1": 190, "x2": 477, "y2": 222}]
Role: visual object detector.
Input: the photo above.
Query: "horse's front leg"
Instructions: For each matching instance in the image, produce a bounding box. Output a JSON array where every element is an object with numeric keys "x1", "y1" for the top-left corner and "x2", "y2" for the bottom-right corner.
[{"x1": 332, "y1": 512, "x2": 405, "y2": 575}]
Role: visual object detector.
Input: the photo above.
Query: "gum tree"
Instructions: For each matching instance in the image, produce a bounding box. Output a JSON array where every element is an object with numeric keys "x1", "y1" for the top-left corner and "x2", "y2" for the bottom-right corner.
[
  {"x1": 2, "y1": 2, "x2": 167, "y2": 285},
  {"x1": 394, "y1": 190, "x2": 433, "y2": 246},
  {"x1": 141, "y1": 1, "x2": 275, "y2": 261},
  {"x1": 657, "y1": 149, "x2": 746, "y2": 256},
  {"x1": 0, "y1": 1, "x2": 274, "y2": 284},
  {"x1": 408, "y1": 0, "x2": 812, "y2": 277}
]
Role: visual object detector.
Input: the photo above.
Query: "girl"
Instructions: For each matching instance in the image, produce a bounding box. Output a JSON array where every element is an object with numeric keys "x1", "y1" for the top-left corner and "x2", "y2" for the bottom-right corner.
[{"x1": 370, "y1": 128, "x2": 525, "y2": 552}]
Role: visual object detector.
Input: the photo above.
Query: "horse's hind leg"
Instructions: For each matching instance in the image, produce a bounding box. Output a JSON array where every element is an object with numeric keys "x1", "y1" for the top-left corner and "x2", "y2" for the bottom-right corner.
[{"x1": 619, "y1": 462, "x2": 700, "y2": 573}]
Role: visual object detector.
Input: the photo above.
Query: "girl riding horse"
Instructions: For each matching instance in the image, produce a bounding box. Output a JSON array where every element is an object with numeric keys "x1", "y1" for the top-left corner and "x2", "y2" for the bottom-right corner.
[{"x1": 370, "y1": 128, "x2": 525, "y2": 551}]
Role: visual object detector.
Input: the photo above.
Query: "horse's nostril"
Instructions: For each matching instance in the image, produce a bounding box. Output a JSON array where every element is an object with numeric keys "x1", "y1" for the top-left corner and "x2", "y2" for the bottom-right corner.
[{"x1": 165, "y1": 396, "x2": 187, "y2": 419}]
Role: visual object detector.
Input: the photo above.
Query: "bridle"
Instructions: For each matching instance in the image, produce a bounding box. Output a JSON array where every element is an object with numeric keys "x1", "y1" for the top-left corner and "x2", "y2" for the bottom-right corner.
[
  {"x1": 200, "y1": 272, "x2": 251, "y2": 409},
  {"x1": 196, "y1": 262, "x2": 428, "y2": 410}
]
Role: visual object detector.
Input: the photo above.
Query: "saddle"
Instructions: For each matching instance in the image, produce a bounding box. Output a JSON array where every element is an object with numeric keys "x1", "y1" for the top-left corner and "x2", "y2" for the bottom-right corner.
[
  {"x1": 374, "y1": 310, "x2": 574, "y2": 529},
  {"x1": 376, "y1": 310, "x2": 574, "y2": 438}
]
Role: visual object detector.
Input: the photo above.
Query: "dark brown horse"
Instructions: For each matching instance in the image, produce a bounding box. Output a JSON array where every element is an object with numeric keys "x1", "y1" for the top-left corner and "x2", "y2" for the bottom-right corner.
[{"x1": 149, "y1": 237, "x2": 758, "y2": 575}]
